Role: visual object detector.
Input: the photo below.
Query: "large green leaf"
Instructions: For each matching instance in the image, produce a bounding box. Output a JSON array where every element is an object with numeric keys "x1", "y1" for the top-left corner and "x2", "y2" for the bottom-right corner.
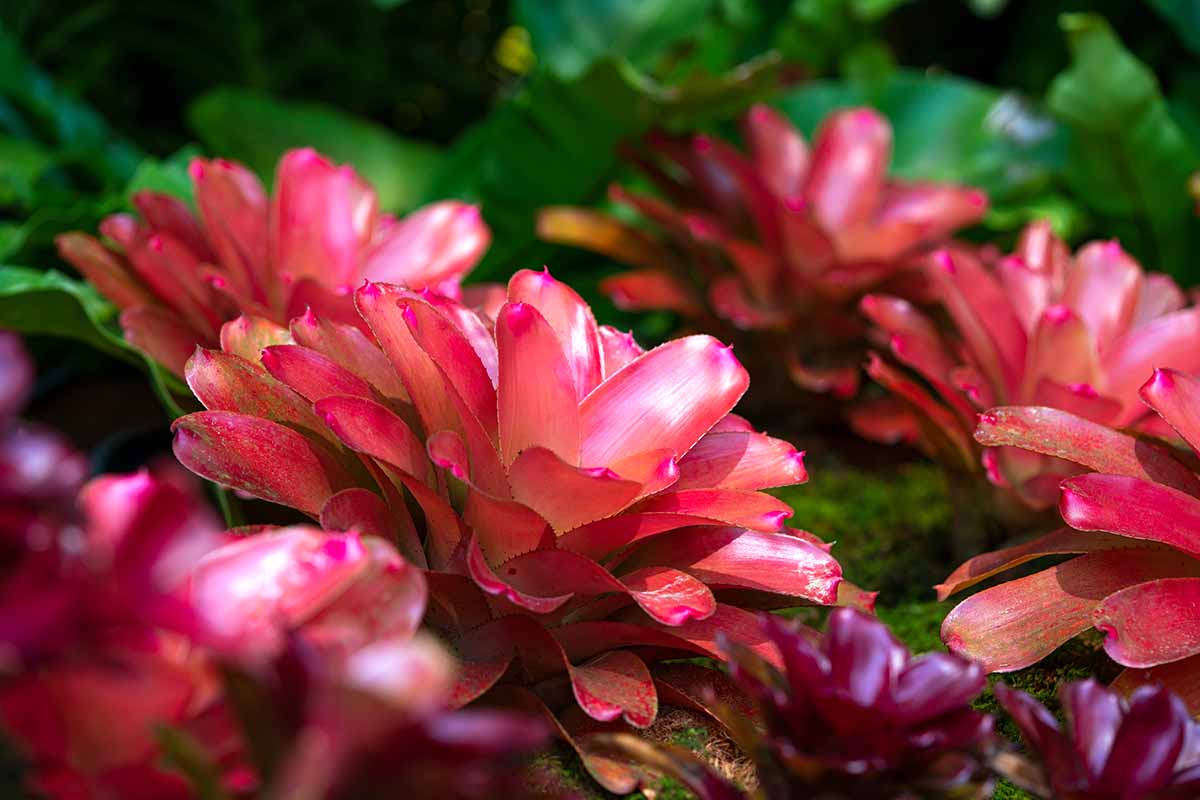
[
  {"x1": 0, "y1": 265, "x2": 133, "y2": 362},
  {"x1": 775, "y1": 70, "x2": 1067, "y2": 207},
  {"x1": 1047, "y1": 13, "x2": 1200, "y2": 279},
  {"x1": 425, "y1": 56, "x2": 779, "y2": 283},
  {"x1": 187, "y1": 88, "x2": 442, "y2": 213},
  {"x1": 516, "y1": 0, "x2": 715, "y2": 78}
]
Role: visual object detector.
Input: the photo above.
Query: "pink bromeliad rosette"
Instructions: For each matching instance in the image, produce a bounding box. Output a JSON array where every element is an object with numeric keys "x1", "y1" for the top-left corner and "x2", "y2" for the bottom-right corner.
[
  {"x1": 858, "y1": 221, "x2": 1200, "y2": 549},
  {"x1": 57, "y1": 148, "x2": 489, "y2": 376},
  {"x1": 539, "y1": 104, "x2": 987, "y2": 400},
  {"x1": 169, "y1": 267, "x2": 850, "y2": 792}
]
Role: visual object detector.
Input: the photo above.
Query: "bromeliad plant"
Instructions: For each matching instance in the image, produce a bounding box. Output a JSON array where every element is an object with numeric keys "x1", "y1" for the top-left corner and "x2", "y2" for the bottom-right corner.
[
  {"x1": 939, "y1": 368, "x2": 1200, "y2": 709},
  {"x1": 591, "y1": 609, "x2": 995, "y2": 799},
  {"x1": 858, "y1": 221, "x2": 1200, "y2": 516},
  {"x1": 169, "y1": 267, "x2": 847, "y2": 792},
  {"x1": 56, "y1": 148, "x2": 489, "y2": 376},
  {"x1": 538, "y1": 104, "x2": 987, "y2": 400},
  {"x1": 994, "y1": 679, "x2": 1200, "y2": 799}
]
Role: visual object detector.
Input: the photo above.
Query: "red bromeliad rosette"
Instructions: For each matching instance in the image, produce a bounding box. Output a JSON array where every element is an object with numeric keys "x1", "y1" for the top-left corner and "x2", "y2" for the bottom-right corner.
[
  {"x1": 169, "y1": 267, "x2": 851, "y2": 792},
  {"x1": 995, "y1": 679, "x2": 1200, "y2": 799},
  {"x1": 538, "y1": 104, "x2": 986, "y2": 398},
  {"x1": 940, "y1": 368, "x2": 1200, "y2": 710},
  {"x1": 587, "y1": 610, "x2": 994, "y2": 800},
  {"x1": 859, "y1": 221, "x2": 1200, "y2": 514},
  {"x1": 57, "y1": 148, "x2": 489, "y2": 377}
]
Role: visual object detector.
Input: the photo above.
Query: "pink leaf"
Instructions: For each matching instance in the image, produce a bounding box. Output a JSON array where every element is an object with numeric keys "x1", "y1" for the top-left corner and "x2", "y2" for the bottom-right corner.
[
  {"x1": 569, "y1": 651, "x2": 657, "y2": 728},
  {"x1": 975, "y1": 406, "x2": 1200, "y2": 495},
  {"x1": 496, "y1": 302, "x2": 580, "y2": 466},
  {"x1": 172, "y1": 411, "x2": 347, "y2": 516},
  {"x1": 941, "y1": 550, "x2": 1199, "y2": 672},
  {"x1": 1094, "y1": 577, "x2": 1200, "y2": 667}
]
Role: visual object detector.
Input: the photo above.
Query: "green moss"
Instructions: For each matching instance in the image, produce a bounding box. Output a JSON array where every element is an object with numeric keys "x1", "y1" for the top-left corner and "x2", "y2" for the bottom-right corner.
[
  {"x1": 773, "y1": 463, "x2": 956, "y2": 602},
  {"x1": 876, "y1": 601, "x2": 948, "y2": 655},
  {"x1": 670, "y1": 726, "x2": 710, "y2": 752},
  {"x1": 992, "y1": 780, "x2": 1037, "y2": 799},
  {"x1": 529, "y1": 747, "x2": 610, "y2": 799},
  {"x1": 973, "y1": 631, "x2": 1118, "y2": 742}
]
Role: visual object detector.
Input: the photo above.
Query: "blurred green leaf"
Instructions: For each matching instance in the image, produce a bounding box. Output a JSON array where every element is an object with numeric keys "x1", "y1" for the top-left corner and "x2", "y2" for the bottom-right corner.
[
  {"x1": 851, "y1": 0, "x2": 914, "y2": 22},
  {"x1": 1047, "y1": 13, "x2": 1200, "y2": 278},
  {"x1": 0, "y1": 136, "x2": 56, "y2": 206},
  {"x1": 125, "y1": 147, "x2": 201, "y2": 208},
  {"x1": 966, "y1": 0, "x2": 1009, "y2": 16},
  {"x1": 427, "y1": 56, "x2": 779, "y2": 282},
  {"x1": 775, "y1": 70, "x2": 1066, "y2": 206},
  {"x1": 0, "y1": 265, "x2": 134, "y2": 362},
  {"x1": 1146, "y1": 0, "x2": 1200, "y2": 55},
  {"x1": 0, "y1": 22, "x2": 140, "y2": 187},
  {"x1": 516, "y1": 0, "x2": 715, "y2": 78},
  {"x1": 838, "y1": 40, "x2": 896, "y2": 81},
  {"x1": 156, "y1": 725, "x2": 231, "y2": 800},
  {"x1": 0, "y1": 193, "x2": 118, "y2": 265},
  {"x1": 187, "y1": 88, "x2": 442, "y2": 212}
]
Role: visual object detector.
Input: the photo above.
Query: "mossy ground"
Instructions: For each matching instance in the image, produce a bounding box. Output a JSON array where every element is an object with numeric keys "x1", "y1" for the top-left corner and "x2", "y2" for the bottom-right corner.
[{"x1": 535, "y1": 456, "x2": 1121, "y2": 799}]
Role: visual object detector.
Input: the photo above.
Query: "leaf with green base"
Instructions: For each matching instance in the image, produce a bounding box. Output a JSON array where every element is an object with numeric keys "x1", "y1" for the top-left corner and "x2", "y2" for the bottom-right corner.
[
  {"x1": 155, "y1": 725, "x2": 231, "y2": 800},
  {"x1": 1047, "y1": 13, "x2": 1200, "y2": 281},
  {"x1": 187, "y1": 88, "x2": 441, "y2": 213},
  {"x1": 125, "y1": 147, "x2": 200, "y2": 208}
]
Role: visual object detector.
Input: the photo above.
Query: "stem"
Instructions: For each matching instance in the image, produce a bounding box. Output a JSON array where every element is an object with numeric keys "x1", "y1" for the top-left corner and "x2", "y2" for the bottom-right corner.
[
  {"x1": 214, "y1": 486, "x2": 245, "y2": 529},
  {"x1": 145, "y1": 358, "x2": 186, "y2": 420}
]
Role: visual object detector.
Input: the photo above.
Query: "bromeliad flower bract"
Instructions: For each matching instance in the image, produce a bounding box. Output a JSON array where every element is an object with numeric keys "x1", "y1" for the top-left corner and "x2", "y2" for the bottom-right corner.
[
  {"x1": 56, "y1": 148, "x2": 489, "y2": 376},
  {"x1": 169, "y1": 267, "x2": 846, "y2": 792},
  {"x1": 940, "y1": 368, "x2": 1200, "y2": 708},
  {"x1": 590, "y1": 609, "x2": 994, "y2": 799},
  {"x1": 994, "y1": 679, "x2": 1200, "y2": 799},
  {"x1": 859, "y1": 222, "x2": 1200, "y2": 513},
  {"x1": 538, "y1": 105, "x2": 986, "y2": 397}
]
